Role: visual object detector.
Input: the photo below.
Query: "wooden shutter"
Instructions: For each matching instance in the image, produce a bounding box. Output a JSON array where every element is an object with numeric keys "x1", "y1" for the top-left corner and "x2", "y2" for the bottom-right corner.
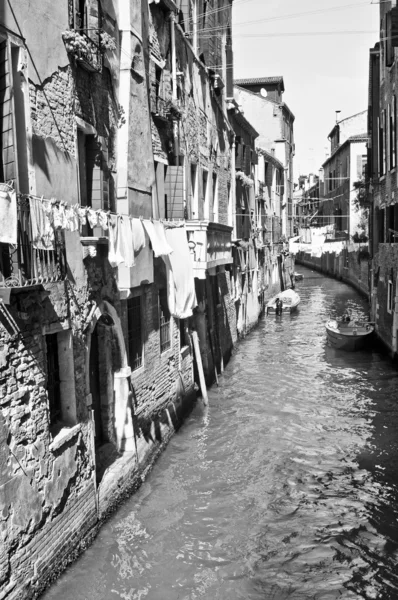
[
  {"x1": 225, "y1": 28, "x2": 234, "y2": 99},
  {"x1": 165, "y1": 165, "x2": 185, "y2": 219},
  {"x1": 0, "y1": 41, "x2": 17, "y2": 184}
]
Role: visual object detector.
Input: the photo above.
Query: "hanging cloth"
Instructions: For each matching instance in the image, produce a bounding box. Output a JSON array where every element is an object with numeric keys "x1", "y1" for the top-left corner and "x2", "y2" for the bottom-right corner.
[
  {"x1": 97, "y1": 210, "x2": 109, "y2": 230},
  {"x1": 119, "y1": 215, "x2": 135, "y2": 268},
  {"x1": 108, "y1": 215, "x2": 124, "y2": 267},
  {"x1": 131, "y1": 218, "x2": 146, "y2": 254},
  {"x1": 87, "y1": 208, "x2": 98, "y2": 229},
  {"x1": 162, "y1": 226, "x2": 197, "y2": 319},
  {"x1": 29, "y1": 197, "x2": 54, "y2": 250},
  {"x1": 143, "y1": 220, "x2": 173, "y2": 257},
  {"x1": 0, "y1": 188, "x2": 17, "y2": 245},
  {"x1": 77, "y1": 206, "x2": 87, "y2": 226}
]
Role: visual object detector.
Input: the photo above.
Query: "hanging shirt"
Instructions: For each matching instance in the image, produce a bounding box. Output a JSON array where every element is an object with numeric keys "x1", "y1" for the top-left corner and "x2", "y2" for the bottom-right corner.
[
  {"x1": 0, "y1": 189, "x2": 17, "y2": 245},
  {"x1": 119, "y1": 215, "x2": 135, "y2": 268},
  {"x1": 162, "y1": 226, "x2": 197, "y2": 319},
  {"x1": 143, "y1": 220, "x2": 173, "y2": 257},
  {"x1": 108, "y1": 215, "x2": 124, "y2": 267},
  {"x1": 29, "y1": 197, "x2": 54, "y2": 250},
  {"x1": 87, "y1": 208, "x2": 99, "y2": 229},
  {"x1": 131, "y1": 218, "x2": 146, "y2": 254}
]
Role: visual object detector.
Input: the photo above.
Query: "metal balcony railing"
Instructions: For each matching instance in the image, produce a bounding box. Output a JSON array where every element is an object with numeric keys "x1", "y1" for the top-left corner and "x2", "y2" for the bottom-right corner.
[
  {"x1": 0, "y1": 198, "x2": 66, "y2": 288},
  {"x1": 63, "y1": 30, "x2": 102, "y2": 73}
]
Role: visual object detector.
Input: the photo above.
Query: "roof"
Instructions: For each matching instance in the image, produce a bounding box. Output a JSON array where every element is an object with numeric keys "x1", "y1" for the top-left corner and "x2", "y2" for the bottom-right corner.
[
  {"x1": 323, "y1": 133, "x2": 369, "y2": 167},
  {"x1": 257, "y1": 148, "x2": 284, "y2": 171},
  {"x1": 234, "y1": 76, "x2": 285, "y2": 91}
]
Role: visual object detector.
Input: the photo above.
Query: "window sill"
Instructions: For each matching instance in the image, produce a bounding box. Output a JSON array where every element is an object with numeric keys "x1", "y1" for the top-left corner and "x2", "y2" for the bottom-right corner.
[
  {"x1": 160, "y1": 346, "x2": 173, "y2": 357},
  {"x1": 49, "y1": 423, "x2": 81, "y2": 452}
]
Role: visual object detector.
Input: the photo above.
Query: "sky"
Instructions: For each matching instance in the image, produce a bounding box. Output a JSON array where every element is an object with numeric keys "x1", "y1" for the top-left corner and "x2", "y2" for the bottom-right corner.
[{"x1": 232, "y1": 0, "x2": 380, "y2": 181}]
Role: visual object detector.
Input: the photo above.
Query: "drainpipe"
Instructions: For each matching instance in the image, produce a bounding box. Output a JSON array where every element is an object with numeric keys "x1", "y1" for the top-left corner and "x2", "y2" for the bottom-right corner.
[
  {"x1": 169, "y1": 11, "x2": 179, "y2": 161},
  {"x1": 231, "y1": 132, "x2": 236, "y2": 234}
]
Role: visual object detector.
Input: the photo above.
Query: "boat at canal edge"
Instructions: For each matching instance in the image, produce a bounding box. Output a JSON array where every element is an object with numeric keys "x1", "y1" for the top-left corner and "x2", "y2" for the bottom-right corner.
[
  {"x1": 326, "y1": 319, "x2": 374, "y2": 351},
  {"x1": 267, "y1": 288, "x2": 301, "y2": 314}
]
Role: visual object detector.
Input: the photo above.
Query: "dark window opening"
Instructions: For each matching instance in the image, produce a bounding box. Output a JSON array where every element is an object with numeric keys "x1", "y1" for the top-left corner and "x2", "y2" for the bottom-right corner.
[
  {"x1": 128, "y1": 295, "x2": 143, "y2": 371},
  {"x1": 179, "y1": 318, "x2": 187, "y2": 349},
  {"x1": 159, "y1": 289, "x2": 171, "y2": 353},
  {"x1": 46, "y1": 333, "x2": 61, "y2": 426}
]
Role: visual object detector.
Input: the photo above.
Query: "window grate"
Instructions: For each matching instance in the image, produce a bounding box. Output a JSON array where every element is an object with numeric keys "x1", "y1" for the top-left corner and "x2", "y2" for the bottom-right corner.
[
  {"x1": 159, "y1": 289, "x2": 171, "y2": 353},
  {"x1": 128, "y1": 295, "x2": 143, "y2": 371}
]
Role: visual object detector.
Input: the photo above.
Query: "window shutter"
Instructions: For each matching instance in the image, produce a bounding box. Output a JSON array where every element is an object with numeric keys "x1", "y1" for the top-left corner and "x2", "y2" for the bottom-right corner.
[
  {"x1": 165, "y1": 165, "x2": 185, "y2": 219},
  {"x1": 0, "y1": 41, "x2": 17, "y2": 184}
]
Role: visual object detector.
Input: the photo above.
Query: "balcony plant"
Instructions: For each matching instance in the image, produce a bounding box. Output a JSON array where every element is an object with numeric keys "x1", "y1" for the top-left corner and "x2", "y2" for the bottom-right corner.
[{"x1": 236, "y1": 171, "x2": 254, "y2": 188}]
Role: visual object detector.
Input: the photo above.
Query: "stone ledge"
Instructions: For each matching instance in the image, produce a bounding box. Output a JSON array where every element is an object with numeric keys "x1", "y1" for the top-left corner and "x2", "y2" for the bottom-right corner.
[{"x1": 49, "y1": 424, "x2": 81, "y2": 453}]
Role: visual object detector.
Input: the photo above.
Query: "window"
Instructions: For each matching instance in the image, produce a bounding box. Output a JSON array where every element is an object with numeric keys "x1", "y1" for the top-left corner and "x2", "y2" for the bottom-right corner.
[
  {"x1": 159, "y1": 289, "x2": 171, "y2": 352},
  {"x1": 77, "y1": 128, "x2": 110, "y2": 235},
  {"x1": 190, "y1": 163, "x2": 198, "y2": 217},
  {"x1": 0, "y1": 40, "x2": 29, "y2": 191},
  {"x1": 45, "y1": 330, "x2": 77, "y2": 432},
  {"x1": 379, "y1": 111, "x2": 386, "y2": 176},
  {"x1": 128, "y1": 295, "x2": 144, "y2": 371},
  {"x1": 202, "y1": 169, "x2": 209, "y2": 219},
  {"x1": 179, "y1": 318, "x2": 187, "y2": 349},
  {"x1": 212, "y1": 172, "x2": 218, "y2": 222}
]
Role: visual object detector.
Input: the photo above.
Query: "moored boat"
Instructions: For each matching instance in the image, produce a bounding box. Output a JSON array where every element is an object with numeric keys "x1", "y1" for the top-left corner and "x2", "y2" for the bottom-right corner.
[
  {"x1": 267, "y1": 288, "x2": 300, "y2": 314},
  {"x1": 326, "y1": 319, "x2": 374, "y2": 351}
]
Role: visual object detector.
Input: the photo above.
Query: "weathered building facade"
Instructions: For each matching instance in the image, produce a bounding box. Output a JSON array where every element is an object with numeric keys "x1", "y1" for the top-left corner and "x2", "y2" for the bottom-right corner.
[
  {"x1": 0, "y1": 0, "x2": 200, "y2": 597},
  {"x1": 368, "y1": 1, "x2": 398, "y2": 357},
  {"x1": 234, "y1": 77, "x2": 295, "y2": 238},
  {"x1": 321, "y1": 112, "x2": 368, "y2": 240},
  {"x1": 0, "y1": 0, "x2": 294, "y2": 597}
]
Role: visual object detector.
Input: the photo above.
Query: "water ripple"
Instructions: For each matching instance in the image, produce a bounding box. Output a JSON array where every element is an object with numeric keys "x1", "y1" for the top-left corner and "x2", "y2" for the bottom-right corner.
[{"x1": 42, "y1": 269, "x2": 398, "y2": 600}]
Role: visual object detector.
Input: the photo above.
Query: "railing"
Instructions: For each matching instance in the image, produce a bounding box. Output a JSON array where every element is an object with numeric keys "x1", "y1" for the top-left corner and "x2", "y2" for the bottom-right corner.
[
  {"x1": 186, "y1": 221, "x2": 233, "y2": 279},
  {"x1": 0, "y1": 198, "x2": 66, "y2": 287},
  {"x1": 63, "y1": 30, "x2": 102, "y2": 73}
]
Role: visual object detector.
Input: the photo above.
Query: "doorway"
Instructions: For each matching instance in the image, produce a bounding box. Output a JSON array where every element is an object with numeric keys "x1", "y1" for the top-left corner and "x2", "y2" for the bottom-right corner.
[{"x1": 90, "y1": 326, "x2": 104, "y2": 447}]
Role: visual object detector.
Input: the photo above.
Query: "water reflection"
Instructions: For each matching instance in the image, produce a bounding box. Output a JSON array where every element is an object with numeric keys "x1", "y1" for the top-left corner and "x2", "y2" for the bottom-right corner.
[{"x1": 42, "y1": 268, "x2": 398, "y2": 600}]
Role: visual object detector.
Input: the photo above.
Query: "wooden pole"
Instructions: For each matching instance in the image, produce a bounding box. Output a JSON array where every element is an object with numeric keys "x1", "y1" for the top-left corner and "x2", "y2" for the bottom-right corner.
[{"x1": 191, "y1": 331, "x2": 209, "y2": 406}]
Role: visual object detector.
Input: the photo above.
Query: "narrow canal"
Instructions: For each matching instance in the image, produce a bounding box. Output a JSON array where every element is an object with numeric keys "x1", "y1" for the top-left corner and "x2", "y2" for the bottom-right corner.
[{"x1": 43, "y1": 268, "x2": 398, "y2": 600}]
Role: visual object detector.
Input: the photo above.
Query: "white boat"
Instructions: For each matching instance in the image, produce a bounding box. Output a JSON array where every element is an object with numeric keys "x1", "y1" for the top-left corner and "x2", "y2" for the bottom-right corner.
[
  {"x1": 326, "y1": 319, "x2": 374, "y2": 351},
  {"x1": 267, "y1": 289, "x2": 301, "y2": 314}
]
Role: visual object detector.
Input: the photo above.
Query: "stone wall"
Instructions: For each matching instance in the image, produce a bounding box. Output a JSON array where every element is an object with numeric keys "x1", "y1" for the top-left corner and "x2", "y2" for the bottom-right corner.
[{"x1": 296, "y1": 243, "x2": 370, "y2": 299}]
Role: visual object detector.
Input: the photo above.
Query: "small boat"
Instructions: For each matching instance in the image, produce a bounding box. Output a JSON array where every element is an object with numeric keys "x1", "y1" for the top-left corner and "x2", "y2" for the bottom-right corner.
[
  {"x1": 267, "y1": 288, "x2": 301, "y2": 314},
  {"x1": 326, "y1": 318, "x2": 374, "y2": 351},
  {"x1": 294, "y1": 272, "x2": 304, "y2": 281}
]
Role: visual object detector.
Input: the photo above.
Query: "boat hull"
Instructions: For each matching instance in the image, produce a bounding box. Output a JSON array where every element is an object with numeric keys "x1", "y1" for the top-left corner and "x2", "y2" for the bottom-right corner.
[
  {"x1": 326, "y1": 321, "x2": 374, "y2": 351},
  {"x1": 267, "y1": 290, "x2": 300, "y2": 315}
]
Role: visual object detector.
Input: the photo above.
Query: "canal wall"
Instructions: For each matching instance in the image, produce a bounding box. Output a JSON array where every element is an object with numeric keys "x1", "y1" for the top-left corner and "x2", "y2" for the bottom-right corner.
[{"x1": 296, "y1": 242, "x2": 370, "y2": 299}]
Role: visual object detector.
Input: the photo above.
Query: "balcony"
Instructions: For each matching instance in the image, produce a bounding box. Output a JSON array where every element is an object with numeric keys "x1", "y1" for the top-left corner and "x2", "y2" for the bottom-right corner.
[
  {"x1": 63, "y1": 30, "x2": 102, "y2": 73},
  {"x1": 0, "y1": 198, "x2": 66, "y2": 288},
  {"x1": 186, "y1": 221, "x2": 233, "y2": 279}
]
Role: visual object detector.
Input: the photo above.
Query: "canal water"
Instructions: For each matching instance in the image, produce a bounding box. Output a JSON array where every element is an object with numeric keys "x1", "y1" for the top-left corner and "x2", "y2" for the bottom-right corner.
[{"x1": 43, "y1": 268, "x2": 398, "y2": 600}]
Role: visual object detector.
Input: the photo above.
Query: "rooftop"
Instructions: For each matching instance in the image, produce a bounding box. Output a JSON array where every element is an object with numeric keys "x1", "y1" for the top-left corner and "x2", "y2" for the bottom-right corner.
[{"x1": 234, "y1": 76, "x2": 285, "y2": 91}]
